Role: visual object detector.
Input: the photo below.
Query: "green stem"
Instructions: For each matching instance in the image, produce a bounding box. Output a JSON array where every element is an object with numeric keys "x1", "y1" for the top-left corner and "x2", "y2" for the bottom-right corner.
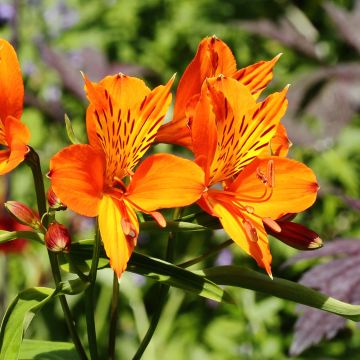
[
  {"x1": 108, "y1": 271, "x2": 119, "y2": 360},
  {"x1": 85, "y1": 224, "x2": 101, "y2": 360},
  {"x1": 25, "y1": 147, "x2": 88, "y2": 360},
  {"x1": 177, "y1": 239, "x2": 234, "y2": 268},
  {"x1": 132, "y1": 208, "x2": 181, "y2": 360}
]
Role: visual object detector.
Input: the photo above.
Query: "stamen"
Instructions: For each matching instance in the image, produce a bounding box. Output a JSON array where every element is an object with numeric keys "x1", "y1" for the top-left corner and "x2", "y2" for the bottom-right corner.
[
  {"x1": 243, "y1": 218, "x2": 258, "y2": 243},
  {"x1": 266, "y1": 160, "x2": 275, "y2": 188},
  {"x1": 150, "y1": 211, "x2": 166, "y2": 228},
  {"x1": 256, "y1": 160, "x2": 275, "y2": 188},
  {"x1": 263, "y1": 217, "x2": 281, "y2": 233}
]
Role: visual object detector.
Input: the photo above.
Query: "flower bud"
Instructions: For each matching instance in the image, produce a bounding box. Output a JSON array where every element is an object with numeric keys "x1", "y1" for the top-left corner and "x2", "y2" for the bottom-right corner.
[
  {"x1": 45, "y1": 222, "x2": 71, "y2": 253},
  {"x1": 4, "y1": 201, "x2": 41, "y2": 230},
  {"x1": 47, "y1": 186, "x2": 66, "y2": 209},
  {"x1": 265, "y1": 220, "x2": 322, "y2": 250}
]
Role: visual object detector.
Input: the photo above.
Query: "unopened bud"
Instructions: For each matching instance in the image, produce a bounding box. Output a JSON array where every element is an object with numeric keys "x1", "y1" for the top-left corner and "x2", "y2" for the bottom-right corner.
[
  {"x1": 47, "y1": 186, "x2": 66, "y2": 209},
  {"x1": 45, "y1": 222, "x2": 71, "y2": 253},
  {"x1": 265, "y1": 220, "x2": 322, "y2": 250},
  {"x1": 4, "y1": 201, "x2": 41, "y2": 230}
]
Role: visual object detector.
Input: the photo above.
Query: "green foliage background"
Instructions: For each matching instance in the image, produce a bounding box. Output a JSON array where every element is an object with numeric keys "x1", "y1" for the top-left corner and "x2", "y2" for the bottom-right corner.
[{"x1": 1, "y1": 0, "x2": 360, "y2": 359}]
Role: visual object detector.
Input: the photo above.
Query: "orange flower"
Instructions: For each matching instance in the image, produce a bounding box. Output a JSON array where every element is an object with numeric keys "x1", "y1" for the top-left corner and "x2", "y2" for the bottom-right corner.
[
  {"x1": 191, "y1": 76, "x2": 318, "y2": 276},
  {"x1": 156, "y1": 36, "x2": 290, "y2": 155},
  {"x1": 49, "y1": 73, "x2": 205, "y2": 277},
  {"x1": 0, "y1": 39, "x2": 30, "y2": 175}
]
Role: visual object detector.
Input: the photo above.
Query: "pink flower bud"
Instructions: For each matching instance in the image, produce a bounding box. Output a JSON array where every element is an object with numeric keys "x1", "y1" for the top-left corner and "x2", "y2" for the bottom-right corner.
[
  {"x1": 45, "y1": 222, "x2": 71, "y2": 253},
  {"x1": 265, "y1": 220, "x2": 322, "y2": 250},
  {"x1": 4, "y1": 201, "x2": 41, "y2": 230}
]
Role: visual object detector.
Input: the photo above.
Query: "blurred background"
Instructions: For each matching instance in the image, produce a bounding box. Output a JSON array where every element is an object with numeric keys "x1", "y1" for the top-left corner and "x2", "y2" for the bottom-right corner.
[{"x1": 1, "y1": 0, "x2": 360, "y2": 359}]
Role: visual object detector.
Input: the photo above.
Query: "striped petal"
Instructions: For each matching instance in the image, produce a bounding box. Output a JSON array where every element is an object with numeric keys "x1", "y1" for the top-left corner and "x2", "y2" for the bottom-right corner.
[
  {"x1": 233, "y1": 54, "x2": 282, "y2": 100},
  {"x1": 98, "y1": 195, "x2": 138, "y2": 277},
  {"x1": 85, "y1": 73, "x2": 173, "y2": 182},
  {"x1": 49, "y1": 144, "x2": 105, "y2": 217},
  {"x1": 228, "y1": 157, "x2": 319, "y2": 219},
  {"x1": 206, "y1": 77, "x2": 288, "y2": 183},
  {"x1": 0, "y1": 39, "x2": 24, "y2": 123},
  {"x1": 126, "y1": 153, "x2": 205, "y2": 211}
]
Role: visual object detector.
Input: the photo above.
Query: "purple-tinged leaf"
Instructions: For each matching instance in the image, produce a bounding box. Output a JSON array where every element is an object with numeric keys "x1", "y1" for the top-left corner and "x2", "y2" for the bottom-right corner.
[
  {"x1": 323, "y1": 1, "x2": 360, "y2": 54},
  {"x1": 288, "y1": 239, "x2": 360, "y2": 355}
]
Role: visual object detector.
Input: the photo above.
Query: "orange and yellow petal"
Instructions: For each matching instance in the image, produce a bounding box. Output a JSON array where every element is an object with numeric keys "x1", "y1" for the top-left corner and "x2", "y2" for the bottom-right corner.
[
  {"x1": 85, "y1": 73, "x2": 173, "y2": 181},
  {"x1": 229, "y1": 157, "x2": 319, "y2": 220},
  {"x1": 49, "y1": 144, "x2": 105, "y2": 217},
  {"x1": 98, "y1": 195, "x2": 138, "y2": 277},
  {"x1": 126, "y1": 153, "x2": 205, "y2": 212},
  {"x1": 209, "y1": 197, "x2": 272, "y2": 276},
  {"x1": 0, "y1": 39, "x2": 24, "y2": 123},
  {"x1": 233, "y1": 54, "x2": 281, "y2": 100},
  {"x1": 0, "y1": 116, "x2": 30, "y2": 175},
  {"x1": 204, "y1": 77, "x2": 288, "y2": 183}
]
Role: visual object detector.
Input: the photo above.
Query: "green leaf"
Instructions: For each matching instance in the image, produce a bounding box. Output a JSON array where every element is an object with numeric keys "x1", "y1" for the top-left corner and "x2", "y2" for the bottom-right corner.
[
  {"x1": 0, "y1": 279, "x2": 87, "y2": 360},
  {"x1": 65, "y1": 114, "x2": 80, "y2": 144},
  {"x1": 66, "y1": 243, "x2": 233, "y2": 303},
  {"x1": 128, "y1": 253, "x2": 234, "y2": 304},
  {"x1": 0, "y1": 230, "x2": 44, "y2": 245},
  {"x1": 197, "y1": 266, "x2": 360, "y2": 322},
  {"x1": 0, "y1": 287, "x2": 54, "y2": 360},
  {"x1": 19, "y1": 339, "x2": 79, "y2": 360}
]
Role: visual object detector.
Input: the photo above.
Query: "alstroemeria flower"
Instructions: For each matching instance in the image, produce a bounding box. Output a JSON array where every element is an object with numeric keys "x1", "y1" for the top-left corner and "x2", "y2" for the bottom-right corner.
[
  {"x1": 156, "y1": 36, "x2": 290, "y2": 155},
  {"x1": 191, "y1": 76, "x2": 318, "y2": 276},
  {"x1": 0, "y1": 39, "x2": 30, "y2": 175},
  {"x1": 49, "y1": 73, "x2": 205, "y2": 277}
]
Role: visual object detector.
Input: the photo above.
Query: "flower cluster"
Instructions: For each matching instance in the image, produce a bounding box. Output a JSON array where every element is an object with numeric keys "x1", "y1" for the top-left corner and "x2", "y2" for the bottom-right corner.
[{"x1": 0, "y1": 36, "x2": 319, "y2": 278}]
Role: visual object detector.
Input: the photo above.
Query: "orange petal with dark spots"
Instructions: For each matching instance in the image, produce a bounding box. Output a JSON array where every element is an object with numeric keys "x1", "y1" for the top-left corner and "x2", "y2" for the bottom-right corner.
[
  {"x1": 85, "y1": 73, "x2": 174, "y2": 179},
  {"x1": 233, "y1": 54, "x2": 282, "y2": 100}
]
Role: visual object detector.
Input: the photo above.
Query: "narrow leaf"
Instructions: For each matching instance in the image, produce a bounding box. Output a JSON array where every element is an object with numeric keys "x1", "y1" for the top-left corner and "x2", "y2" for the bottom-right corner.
[
  {"x1": 197, "y1": 266, "x2": 360, "y2": 321},
  {"x1": 0, "y1": 230, "x2": 44, "y2": 244},
  {"x1": 128, "y1": 253, "x2": 234, "y2": 304}
]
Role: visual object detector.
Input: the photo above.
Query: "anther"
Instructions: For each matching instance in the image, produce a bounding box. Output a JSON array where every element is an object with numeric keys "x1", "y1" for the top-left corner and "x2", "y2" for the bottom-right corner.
[
  {"x1": 263, "y1": 217, "x2": 281, "y2": 233},
  {"x1": 243, "y1": 218, "x2": 258, "y2": 243}
]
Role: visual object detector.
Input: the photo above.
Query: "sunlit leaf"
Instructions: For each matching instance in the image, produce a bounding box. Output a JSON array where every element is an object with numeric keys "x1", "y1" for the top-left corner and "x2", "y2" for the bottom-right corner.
[
  {"x1": 129, "y1": 253, "x2": 234, "y2": 304},
  {"x1": 19, "y1": 339, "x2": 79, "y2": 360},
  {"x1": 66, "y1": 243, "x2": 233, "y2": 303},
  {"x1": 196, "y1": 266, "x2": 360, "y2": 321},
  {"x1": 0, "y1": 279, "x2": 87, "y2": 360}
]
